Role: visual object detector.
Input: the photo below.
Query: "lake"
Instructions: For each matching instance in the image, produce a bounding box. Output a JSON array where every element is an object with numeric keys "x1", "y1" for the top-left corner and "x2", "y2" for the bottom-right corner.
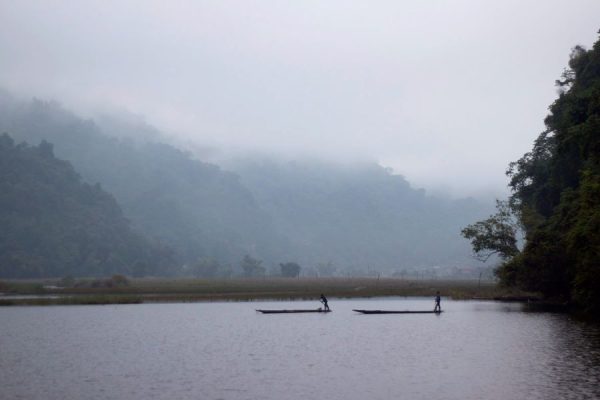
[{"x1": 1, "y1": 298, "x2": 599, "y2": 400}]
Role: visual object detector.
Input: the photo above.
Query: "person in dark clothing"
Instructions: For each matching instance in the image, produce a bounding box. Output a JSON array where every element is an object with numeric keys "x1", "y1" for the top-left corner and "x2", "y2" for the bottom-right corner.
[
  {"x1": 320, "y1": 294, "x2": 330, "y2": 311},
  {"x1": 434, "y1": 291, "x2": 441, "y2": 312}
]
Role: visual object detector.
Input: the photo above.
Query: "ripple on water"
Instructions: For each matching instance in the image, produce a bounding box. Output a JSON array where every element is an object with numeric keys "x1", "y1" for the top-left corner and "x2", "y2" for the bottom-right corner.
[{"x1": 0, "y1": 300, "x2": 599, "y2": 400}]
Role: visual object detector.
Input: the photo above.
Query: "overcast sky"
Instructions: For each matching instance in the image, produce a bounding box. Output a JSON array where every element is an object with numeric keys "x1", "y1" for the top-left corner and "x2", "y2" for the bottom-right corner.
[{"x1": 1, "y1": 1, "x2": 599, "y2": 198}]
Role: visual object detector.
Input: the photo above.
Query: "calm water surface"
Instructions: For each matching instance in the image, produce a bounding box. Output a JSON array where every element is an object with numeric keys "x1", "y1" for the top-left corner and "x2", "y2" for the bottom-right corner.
[{"x1": 1, "y1": 298, "x2": 599, "y2": 400}]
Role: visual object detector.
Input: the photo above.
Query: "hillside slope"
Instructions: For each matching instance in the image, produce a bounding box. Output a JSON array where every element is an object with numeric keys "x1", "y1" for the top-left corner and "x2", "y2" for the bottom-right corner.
[{"x1": 0, "y1": 133, "x2": 174, "y2": 278}]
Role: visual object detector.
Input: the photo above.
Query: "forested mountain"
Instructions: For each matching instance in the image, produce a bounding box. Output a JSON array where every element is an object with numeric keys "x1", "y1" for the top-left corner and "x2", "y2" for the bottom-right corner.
[
  {"x1": 228, "y1": 158, "x2": 491, "y2": 271},
  {"x1": 0, "y1": 91, "x2": 493, "y2": 277},
  {"x1": 463, "y1": 36, "x2": 600, "y2": 314},
  {"x1": 0, "y1": 92, "x2": 287, "y2": 269},
  {"x1": 0, "y1": 133, "x2": 175, "y2": 278}
]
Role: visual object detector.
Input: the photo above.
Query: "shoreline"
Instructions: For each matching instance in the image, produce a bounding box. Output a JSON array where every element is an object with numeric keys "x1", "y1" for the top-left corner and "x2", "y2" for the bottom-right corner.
[{"x1": 0, "y1": 277, "x2": 536, "y2": 306}]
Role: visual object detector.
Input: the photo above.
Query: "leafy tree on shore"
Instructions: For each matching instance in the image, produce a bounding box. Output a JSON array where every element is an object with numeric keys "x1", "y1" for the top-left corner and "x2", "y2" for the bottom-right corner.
[
  {"x1": 463, "y1": 34, "x2": 600, "y2": 314},
  {"x1": 461, "y1": 200, "x2": 521, "y2": 262}
]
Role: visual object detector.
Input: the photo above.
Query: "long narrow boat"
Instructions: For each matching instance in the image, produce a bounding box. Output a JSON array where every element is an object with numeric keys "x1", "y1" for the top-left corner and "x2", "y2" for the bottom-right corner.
[
  {"x1": 353, "y1": 309, "x2": 442, "y2": 314},
  {"x1": 256, "y1": 309, "x2": 332, "y2": 314}
]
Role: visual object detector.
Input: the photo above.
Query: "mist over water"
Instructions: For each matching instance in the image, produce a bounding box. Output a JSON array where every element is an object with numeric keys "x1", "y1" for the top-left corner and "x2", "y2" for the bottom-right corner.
[{"x1": 2, "y1": 300, "x2": 599, "y2": 400}]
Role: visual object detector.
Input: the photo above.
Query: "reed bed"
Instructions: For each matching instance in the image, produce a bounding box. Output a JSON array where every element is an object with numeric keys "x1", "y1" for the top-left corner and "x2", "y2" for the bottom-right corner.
[{"x1": 0, "y1": 277, "x2": 536, "y2": 306}]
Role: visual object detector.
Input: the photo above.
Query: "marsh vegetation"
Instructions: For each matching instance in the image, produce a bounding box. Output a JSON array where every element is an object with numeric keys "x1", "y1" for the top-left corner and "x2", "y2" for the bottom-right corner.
[{"x1": 0, "y1": 277, "x2": 532, "y2": 306}]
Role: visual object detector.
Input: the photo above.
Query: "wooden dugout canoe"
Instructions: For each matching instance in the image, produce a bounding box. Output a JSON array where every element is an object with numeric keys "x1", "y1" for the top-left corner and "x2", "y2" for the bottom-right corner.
[
  {"x1": 353, "y1": 309, "x2": 442, "y2": 314},
  {"x1": 256, "y1": 309, "x2": 332, "y2": 314}
]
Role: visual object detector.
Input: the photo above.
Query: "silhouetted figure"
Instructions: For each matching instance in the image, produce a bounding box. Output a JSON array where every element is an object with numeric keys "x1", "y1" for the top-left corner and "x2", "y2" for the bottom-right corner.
[
  {"x1": 434, "y1": 291, "x2": 441, "y2": 313},
  {"x1": 320, "y1": 294, "x2": 330, "y2": 311}
]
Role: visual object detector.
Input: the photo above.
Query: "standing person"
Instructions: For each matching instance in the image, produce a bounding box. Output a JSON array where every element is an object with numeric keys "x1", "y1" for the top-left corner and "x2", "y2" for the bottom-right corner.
[
  {"x1": 434, "y1": 291, "x2": 441, "y2": 313},
  {"x1": 320, "y1": 294, "x2": 330, "y2": 311}
]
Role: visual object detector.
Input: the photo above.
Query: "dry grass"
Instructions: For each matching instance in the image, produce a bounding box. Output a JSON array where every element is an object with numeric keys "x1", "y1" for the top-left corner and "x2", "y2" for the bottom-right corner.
[{"x1": 0, "y1": 277, "x2": 537, "y2": 306}]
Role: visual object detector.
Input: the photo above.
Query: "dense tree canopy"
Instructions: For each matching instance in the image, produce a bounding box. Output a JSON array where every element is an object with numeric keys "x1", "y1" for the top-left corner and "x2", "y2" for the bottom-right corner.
[{"x1": 464, "y1": 34, "x2": 600, "y2": 314}]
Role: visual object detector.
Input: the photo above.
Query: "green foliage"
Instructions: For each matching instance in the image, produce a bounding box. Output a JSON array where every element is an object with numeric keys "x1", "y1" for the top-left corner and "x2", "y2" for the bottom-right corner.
[
  {"x1": 565, "y1": 169, "x2": 600, "y2": 311},
  {"x1": 461, "y1": 200, "x2": 520, "y2": 262},
  {"x1": 467, "y1": 35, "x2": 600, "y2": 314},
  {"x1": 279, "y1": 262, "x2": 301, "y2": 277}
]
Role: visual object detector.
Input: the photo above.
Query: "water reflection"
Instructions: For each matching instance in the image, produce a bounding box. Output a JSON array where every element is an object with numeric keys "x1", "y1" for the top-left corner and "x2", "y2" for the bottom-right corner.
[{"x1": 0, "y1": 299, "x2": 599, "y2": 400}]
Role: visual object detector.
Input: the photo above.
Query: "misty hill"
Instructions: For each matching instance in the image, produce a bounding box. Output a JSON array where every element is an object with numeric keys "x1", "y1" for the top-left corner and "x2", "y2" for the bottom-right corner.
[
  {"x1": 0, "y1": 133, "x2": 175, "y2": 278},
  {"x1": 0, "y1": 92, "x2": 287, "y2": 269},
  {"x1": 228, "y1": 158, "x2": 492, "y2": 272},
  {"x1": 0, "y1": 91, "x2": 493, "y2": 275}
]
